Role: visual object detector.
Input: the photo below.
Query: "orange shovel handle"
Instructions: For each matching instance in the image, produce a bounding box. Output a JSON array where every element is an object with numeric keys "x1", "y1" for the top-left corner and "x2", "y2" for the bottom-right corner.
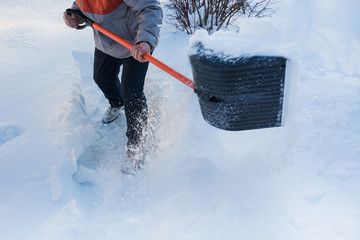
[{"x1": 92, "y1": 23, "x2": 195, "y2": 89}]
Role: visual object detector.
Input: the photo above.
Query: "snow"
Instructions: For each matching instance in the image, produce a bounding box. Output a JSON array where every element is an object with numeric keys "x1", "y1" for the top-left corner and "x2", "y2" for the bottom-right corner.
[{"x1": 1, "y1": 0, "x2": 360, "y2": 239}]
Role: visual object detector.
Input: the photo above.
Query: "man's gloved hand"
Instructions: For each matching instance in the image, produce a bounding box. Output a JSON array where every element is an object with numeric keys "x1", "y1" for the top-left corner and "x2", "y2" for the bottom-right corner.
[
  {"x1": 131, "y1": 42, "x2": 151, "y2": 63},
  {"x1": 63, "y1": 11, "x2": 82, "y2": 28}
]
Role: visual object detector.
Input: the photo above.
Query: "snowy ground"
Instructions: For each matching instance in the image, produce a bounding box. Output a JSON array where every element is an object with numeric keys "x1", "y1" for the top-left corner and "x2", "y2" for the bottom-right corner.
[{"x1": 0, "y1": 0, "x2": 359, "y2": 239}]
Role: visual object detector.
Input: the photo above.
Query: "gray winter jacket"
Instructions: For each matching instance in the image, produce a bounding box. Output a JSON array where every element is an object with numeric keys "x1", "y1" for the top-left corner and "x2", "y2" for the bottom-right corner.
[{"x1": 72, "y1": 0, "x2": 163, "y2": 58}]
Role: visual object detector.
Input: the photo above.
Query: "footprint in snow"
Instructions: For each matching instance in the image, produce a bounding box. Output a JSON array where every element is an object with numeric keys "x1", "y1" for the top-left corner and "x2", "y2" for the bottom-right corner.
[
  {"x1": 0, "y1": 124, "x2": 24, "y2": 146},
  {"x1": 303, "y1": 193, "x2": 326, "y2": 204}
]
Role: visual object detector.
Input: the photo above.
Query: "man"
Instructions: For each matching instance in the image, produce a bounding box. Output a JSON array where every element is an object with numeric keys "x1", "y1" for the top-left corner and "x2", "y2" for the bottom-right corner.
[{"x1": 63, "y1": 0, "x2": 163, "y2": 164}]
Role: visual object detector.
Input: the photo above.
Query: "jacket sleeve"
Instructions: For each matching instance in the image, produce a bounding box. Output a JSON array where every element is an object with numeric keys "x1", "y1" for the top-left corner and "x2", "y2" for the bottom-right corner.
[
  {"x1": 71, "y1": 1, "x2": 80, "y2": 10},
  {"x1": 124, "y1": 0, "x2": 163, "y2": 50}
]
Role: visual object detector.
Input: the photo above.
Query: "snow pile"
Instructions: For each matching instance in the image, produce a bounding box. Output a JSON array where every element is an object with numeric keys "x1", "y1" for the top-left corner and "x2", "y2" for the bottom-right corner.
[
  {"x1": 189, "y1": 18, "x2": 295, "y2": 59},
  {"x1": 0, "y1": 0, "x2": 360, "y2": 239}
]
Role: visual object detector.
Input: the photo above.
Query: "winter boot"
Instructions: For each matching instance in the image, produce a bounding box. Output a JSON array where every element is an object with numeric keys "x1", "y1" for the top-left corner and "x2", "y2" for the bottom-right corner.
[
  {"x1": 120, "y1": 144, "x2": 144, "y2": 175},
  {"x1": 127, "y1": 140, "x2": 145, "y2": 167},
  {"x1": 102, "y1": 105, "x2": 123, "y2": 124}
]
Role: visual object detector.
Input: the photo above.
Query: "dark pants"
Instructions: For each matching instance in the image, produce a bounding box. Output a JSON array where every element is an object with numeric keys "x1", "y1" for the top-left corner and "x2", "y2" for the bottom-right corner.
[{"x1": 93, "y1": 48, "x2": 149, "y2": 146}]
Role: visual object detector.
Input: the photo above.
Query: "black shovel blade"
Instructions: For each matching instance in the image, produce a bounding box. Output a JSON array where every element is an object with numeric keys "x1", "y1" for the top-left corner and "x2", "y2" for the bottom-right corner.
[{"x1": 190, "y1": 43, "x2": 287, "y2": 131}]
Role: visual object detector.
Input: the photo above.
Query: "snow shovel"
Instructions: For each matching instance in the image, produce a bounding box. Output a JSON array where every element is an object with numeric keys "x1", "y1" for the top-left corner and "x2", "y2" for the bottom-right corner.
[{"x1": 66, "y1": 9, "x2": 288, "y2": 131}]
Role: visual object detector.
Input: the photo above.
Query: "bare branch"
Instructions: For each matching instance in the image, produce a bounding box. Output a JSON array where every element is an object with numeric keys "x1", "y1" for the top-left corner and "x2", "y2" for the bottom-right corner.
[{"x1": 165, "y1": 0, "x2": 276, "y2": 34}]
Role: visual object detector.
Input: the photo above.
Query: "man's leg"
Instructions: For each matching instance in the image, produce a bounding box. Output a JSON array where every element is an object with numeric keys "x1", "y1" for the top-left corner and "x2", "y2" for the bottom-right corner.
[
  {"x1": 93, "y1": 48, "x2": 123, "y2": 108},
  {"x1": 121, "y1": 56, "x2": 149, "y2": 150}
]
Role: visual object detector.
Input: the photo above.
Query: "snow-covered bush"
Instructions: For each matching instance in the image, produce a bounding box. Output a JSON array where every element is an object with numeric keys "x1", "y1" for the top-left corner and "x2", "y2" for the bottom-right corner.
[{"x1": 165, "y1": 0, "x2": 275, "y2": 34}]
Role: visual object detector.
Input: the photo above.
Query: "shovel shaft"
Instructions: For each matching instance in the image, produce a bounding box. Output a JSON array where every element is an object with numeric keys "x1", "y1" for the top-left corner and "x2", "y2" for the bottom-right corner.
[{"x1": 92, "y1": 23, "x2": 195, "y2": 89}]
